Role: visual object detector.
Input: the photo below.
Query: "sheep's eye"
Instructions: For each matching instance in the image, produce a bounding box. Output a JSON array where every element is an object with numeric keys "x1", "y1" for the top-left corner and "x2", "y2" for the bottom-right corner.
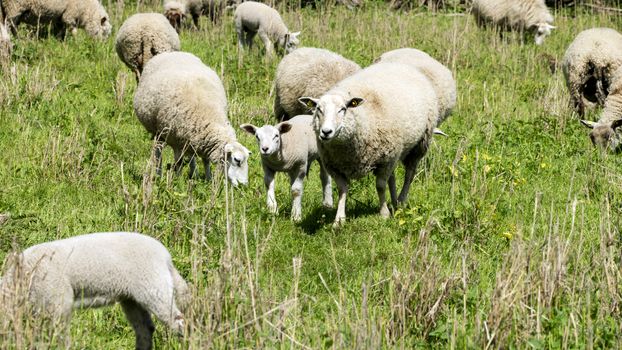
[
  {"x1": 255, "y1": 135, "x2": 259, "y2": 140},
  {"x1": 273, "y1": 134, "x2": 278, "y2": 140}
]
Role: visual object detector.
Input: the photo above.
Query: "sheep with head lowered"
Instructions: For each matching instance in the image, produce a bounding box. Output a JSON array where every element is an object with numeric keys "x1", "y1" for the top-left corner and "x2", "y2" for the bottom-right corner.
[
  {"x1": 3, "y1": 0, "x2": 112, "y2": 39},
  {"x1": 240, "y1": 114, "x2": 332, "y2": 222},
  {"x1": 299, "y1": 62, "x2": 440, "y2": 226},
  {"x1": 580, "y1": 66, "x2": 622, "y2": 152},
  {"x1": 562, "y1": 28, "x2": 622, "y2": 115},
  {"x1": 472, "y1": 0, "x2": 555, "y2": 45},
  {"x1": 0, "y1": 232, "x2": 189, "y2": 350},
  {"x1": 134, "y1": 51, "x2": 251, "y2": 186},
  {"x1": 274, "y1": 47, "x2": 360, "y2": 121},
  {"x1": 234, "y1": 1, "x2": 300, "y2": 58}
]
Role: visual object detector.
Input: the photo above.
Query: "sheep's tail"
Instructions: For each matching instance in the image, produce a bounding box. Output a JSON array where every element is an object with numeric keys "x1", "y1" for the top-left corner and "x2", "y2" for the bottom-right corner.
[{"x1": 168, "y1": 261, "x2": 191, "y2": 311}]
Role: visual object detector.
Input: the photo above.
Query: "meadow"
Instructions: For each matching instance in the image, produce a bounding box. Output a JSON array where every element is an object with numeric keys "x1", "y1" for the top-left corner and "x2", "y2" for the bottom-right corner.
[{"x1": 1, "y1": 1, "x2": 622, "y2": 348}]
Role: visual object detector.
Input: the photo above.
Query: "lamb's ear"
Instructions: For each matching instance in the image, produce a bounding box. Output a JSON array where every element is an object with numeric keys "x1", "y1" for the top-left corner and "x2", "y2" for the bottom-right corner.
[
  {"x1": 299, "y1": 97, "x2": 319, "y2": 111},
  {"x1": 240, "y1": 124, "x2": 257, "y2": 135},
  {"x1": 277, "y1": 122, "x2": 293, "y2": 134},
  {"x1": 433, "y1": 128, "x2": 448, "y2": 137},
  {"x1": 612, "y1": 119, "x2": 622, "y2": 130},
  {"x1": 347, "y1": 97, "x2": 364, "y2": 108},
  {"x1": 580, "y1": 120, "x2": 596, "y2": 129}
]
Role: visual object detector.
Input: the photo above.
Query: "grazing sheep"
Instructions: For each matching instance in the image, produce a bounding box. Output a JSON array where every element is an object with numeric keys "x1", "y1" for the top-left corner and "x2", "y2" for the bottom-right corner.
[
  {"x1": 234, "y1": 1, "x2": 300, "y2": 58},
  {"x1": 299, "y1": 62, "x2": 439, "y2": 226},
  {"x1": 274, "y1": 47, "x2": 361, "y2": 121},
  {"x1": 472, "y1": 0, "x2": 555, "y2": 45},
  {"x1": 580, "y1": 66, "x2": 622, "y2": 152},
  {"x1": 0, "y1": 232, "x2": 189, "y2": 350},
  {"x1": 163, "y1": 1, "x2": 187, "y2": 33},
  {"x1": 115, "y1": 13, "x2": 181, "y2": 81},
  {"x1": 240, "y1": 114, "x2": 332, "y2": 221},
  {"x1": 562, "y1": 28, "x2": 622, "y2": 115},
  {"x1": 375, "y1": 48, "x2": 456, "y2": 126},
  {"x1": 164, "y1": 0, "x2": 230, "y2": 31},
  {"x1": 134, "y1": 51, "x2": 251, "y2": 186},
  {"x1": 3, "y1": 0, "x2": 112, "y2": 39}
]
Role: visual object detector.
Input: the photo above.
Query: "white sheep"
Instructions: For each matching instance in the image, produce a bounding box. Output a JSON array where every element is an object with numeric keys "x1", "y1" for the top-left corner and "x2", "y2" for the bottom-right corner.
[
  {"x1": 299, "y1": 62, "x2": 439, "y2": 226},
  {"x1": 240, "y1": 114, "x2": 332, "y2": 222},
  {"x1": 580, "y1": 66, "x2": 622, "y2": 152},
  {"x1": 375, "y1": 48, "x2": 456, "y2": 126},
  {"x1": 134, "y1": 51, "x2": 251, "y2": 186},
  {"x1": 562, "y1": 27, "x2": 622, "y2": 115},
  {"x1": 3, "y1": 0, "x2": 112, "y2": 39},
  {"x1": 234, "y1": 1, "x2": 300, "y2": 58},
  {"x1": 472, "y1": 0, "x2": 555, "y2": 45},
  {"x1": 274, "y1": 47, "x2": 360, "y2": 121},
  {"x1": 0, "y1": 232, "x2": 189, "y2": 350},
  {"x1": 115, "y1": 13, "x2": 181, "y2": 81}
]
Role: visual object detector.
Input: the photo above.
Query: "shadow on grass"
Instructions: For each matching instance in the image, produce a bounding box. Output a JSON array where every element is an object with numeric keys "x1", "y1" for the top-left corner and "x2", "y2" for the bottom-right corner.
[{"x1": 297, "y1": 199, "x2": 380, "y2": 235}]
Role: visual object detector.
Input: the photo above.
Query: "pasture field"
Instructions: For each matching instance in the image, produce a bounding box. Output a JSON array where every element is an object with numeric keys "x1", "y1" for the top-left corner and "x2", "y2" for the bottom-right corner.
[{"x1": 1, "y1": 2, "x2": 622, "y2": 348}]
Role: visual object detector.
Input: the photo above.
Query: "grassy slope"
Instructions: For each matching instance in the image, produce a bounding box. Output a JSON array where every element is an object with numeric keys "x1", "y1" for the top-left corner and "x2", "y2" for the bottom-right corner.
[{"x1": 1, "y1": 3, "x2": 622, "y2": 348}]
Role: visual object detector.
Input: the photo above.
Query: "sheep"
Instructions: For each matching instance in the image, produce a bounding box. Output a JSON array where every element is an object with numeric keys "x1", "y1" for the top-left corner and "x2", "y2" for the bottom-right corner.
[
  {"x1": 3, "y1": 0, "x2": 112, "y2": 40},
  {"x1": 562, "y1": 28, "x2": 622, "y2": 115},
  {"x1": 375, "y1": 48, "x2": 456, "y2": 126},
  {"x1": 472, "y1": 0, "x2": 555, "y2": 45},
  {"x1": 240, "y1": 114, "x2": 332, "y2": 222},
  {"x1": 134, "y1": 51, "x2": 251, "y2": 186},
  {"x1": 115, "y1": 13, "x2": 181, "y2": 81},
  {"x1": 299, "y1": 62, "x2": 439, "y2": 226},
  {"x1": 164, "y1": 1, "x2": 187, "y2": 32},
  {"x1": 580, "y1": 66, "x2": 622, "y2": 152},
  {"x1": 234, "y1": 1, "x2": 300, "y2": 58},
  {"x1": 274, "y1": 47, "x2": 361, "y2": 121},
  {"x1": 0, "y1": 232, "x2": 189, "y2": 350},
  {"x1": 164, "y1": 0, "x2": 229, "y2": 31}
]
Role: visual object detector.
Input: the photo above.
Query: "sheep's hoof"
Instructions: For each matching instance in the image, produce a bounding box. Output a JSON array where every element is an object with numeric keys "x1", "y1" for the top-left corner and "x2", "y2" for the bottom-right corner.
[
  {"x1": 379, "y1": 206, "x2": 391, "y2": 219},
  {"x1": 322, "y1": 200, "x2": 333, "y2": 209},
  {"x1": 267, "y1": 203, "x2": 278, "y2": 214},
  {"x1": 291, "y1": 213, "x2": 302, "y2": 223},
  {"x1": 332, "y1": 217, "x2": 345, "y2": 229}
]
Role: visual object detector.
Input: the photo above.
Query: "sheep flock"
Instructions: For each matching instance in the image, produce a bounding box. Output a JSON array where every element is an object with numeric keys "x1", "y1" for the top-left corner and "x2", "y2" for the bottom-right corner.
[{"x1": 2, "y1": 0, "x2": 622, "y2": 347}]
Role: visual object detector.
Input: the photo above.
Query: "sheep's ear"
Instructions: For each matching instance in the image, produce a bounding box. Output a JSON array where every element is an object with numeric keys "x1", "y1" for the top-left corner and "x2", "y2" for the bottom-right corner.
[
  {"x1": 433, "y1": 128, "x2": 448, "y2": 137},
  {"x1": 291, "y1": 31, "x2": 301, "y2": 38},
  {"x1": 224, "y1": 143, "x2": 234, "y2": 154},
  {"x1": 612, "y1": 119, "x2": 622, "y2": 130},
  {"x1": 580, "y1": 120, "x2": 596, "y2": 129},
  {"x1": 240, "y1": 124, "x2": 257, "y2": 135},
  {"x1": 277, "y1": 122, "x2": 293, "y2": 134},
  {"x1": 299, "y1": 97, "x2": 319, "y2": 111},
  {"x1": 347, "y1": 97, "x2": 364, "y2": 108}
]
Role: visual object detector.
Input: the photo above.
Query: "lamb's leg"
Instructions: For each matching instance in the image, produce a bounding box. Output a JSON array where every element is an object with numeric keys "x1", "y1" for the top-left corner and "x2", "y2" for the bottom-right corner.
[
  {"x1": 374, "y1": 168, "x2": 392, "y2": 219},
  {"x1": 258, "y1": 31, "x2": 273, "y2": 58},
  {"x1": 288, "y1": 167, "x2": 306, "y2": 222},
  {"x1": 263, "y1": 165, "x2": 277, "y2": 214},
  {"x1": 333, "y1": 175, "x2": 348, "y2": 227},
  {"x1": 245, "y1": 31, "x2": 256, "y2": 50},
  {"x1": 202, "y1": 157, "x2": 212, "y2": 181},
  {"x1": 388, "y1": 172, "x2": 397, "y2": 209},
  {"x1": 319, "y1": 162, "x2": 333, "y2": 208},
  {"x1": 153, "y1": 141, "x2": 165, "y2": 176},
  {"x1": 121, "y1": 299, "x2": 155, "y2": 350},
  {"x1": 398, "y1": 140, "x2": 428, "y2": 205}
]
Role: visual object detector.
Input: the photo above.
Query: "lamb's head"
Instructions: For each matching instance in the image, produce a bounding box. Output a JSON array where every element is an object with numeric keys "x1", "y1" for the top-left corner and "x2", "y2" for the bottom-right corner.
[
  {"x1": 299, "y1": 95, "x2": 364, "y2": 143},
  {"x1": 534, "y1": 22, "x2": 555, "y2": 46},
  {"x1": 581, "y1": 119, "x2": 622, "y2": 152},
  {"x1": 224, "y1": 142, "x2": 251, "y2": 186},
  {"x1": 240, "y1": 122, "x2": 292, "y2": 156},
  {"x1": 164, "y1": 1, "x2": 187, "y2": 33},
  {"x1": 282, "y1": 32, "x2": 300, "y2": 54},
  {"x1": 83, "y1": 2, "x2": 112, "y2": 39}
]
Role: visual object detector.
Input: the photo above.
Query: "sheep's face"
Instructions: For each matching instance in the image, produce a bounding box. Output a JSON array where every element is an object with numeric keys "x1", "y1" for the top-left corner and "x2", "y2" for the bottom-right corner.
[
  {"x1": 581, "y1": 119, "x2": 622, "y2": 152},
  {"x1": 299, "y1": 95, "x2": 364, "y2": 143},
  {"x1": 165, "y1": 6, "x2": 186, "y2": 33},
  {"x1": 224, "y1": 142, "x2": 250, "y2": 186},
  {"x1": 283, "y1": 32, "x2": 300, "y2": 54},
  {"x1": 240, "y1": 123, "x2": 292, "y2": 156},
  {"x1": 534, "y1": 23, "x2": 555, "y2": 46},
  {"x1": 85, "y1": 6, "x2": 112, "y2": 39}
]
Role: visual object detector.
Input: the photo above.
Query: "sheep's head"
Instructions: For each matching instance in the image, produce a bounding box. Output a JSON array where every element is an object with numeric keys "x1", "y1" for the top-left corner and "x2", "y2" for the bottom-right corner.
[
  {"x1": 224, "y1": 142, "x2": 251, "y2": 186},
  {"x1": 534, "y1": 22, "x2": 555, "y2": 46},
  {"x1": 164, "y1": 2, "x2": 187, "y2": 33},
  {"x1": 240, "y1": 122, "x2": 291, "y2": 156},
  {"x1": 283, "y1": 32, "x2": 300, "y2": 54},
  {"x1": 84, "y1": 4, "x2": 112, "y2": 39},
  {"x1": 581, "y1": 119, "x2": 622, "y2": 152},
  {"x1": 299, "y1": 95, "x2": 364, "y2": 143}
]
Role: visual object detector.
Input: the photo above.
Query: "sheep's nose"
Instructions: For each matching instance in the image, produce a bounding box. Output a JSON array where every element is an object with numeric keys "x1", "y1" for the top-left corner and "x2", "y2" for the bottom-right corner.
[
  {"x1": 261, "y1": 146, "x2": 269, "y2": 153},
  {"x1": 233, "y1": 157, "x2": 242, "y2": 166},
  {"x1": 320, "y1": 128, "x2": 333, "y2": 138}
]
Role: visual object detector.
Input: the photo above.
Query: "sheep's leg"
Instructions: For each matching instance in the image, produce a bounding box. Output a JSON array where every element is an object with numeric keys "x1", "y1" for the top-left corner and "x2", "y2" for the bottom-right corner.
[
  {"x1": 333, "y1": 175, "x2": 348, "y2": 227},
  {"x1": 258, "y1": 31, "x2": 273, "y2": 58},
  {"x1": 188, "y1": 155, "x2": 197, "y2": 179},
  {"x1": 388, "y1": 172, "x2": 398, "y2": 209},
  {"x1": 289, "y1": 167, "x2": 306, "y2": 222},
  {"x1": 202, "y1": 157, "x2": 212, "y2": 181},
  {"x1": 245, "y1": 31, "x2": 256, "y2": 50},
  {"x1": 236, "y1": 26, "x2": 245, "y2": 50},
  {"x1": 191, "y1": 13, "x2": 200, "y2": 30},
  {"x1": 173, "y1": 148, "x2": 185, "y2": 175},
  {"x1": 398, "y1": 141, "x2": 428, "y2": 205},
  {"x1": 374, "y1": 168, "x2": 392, "y2": 219},
  {"x1": 121, "y1": 299, "x2": 155, "y2": 350},
  {"x1": 263, "y1": 165, "x2": 277, "y2": 214},
  {"x1": 319, "y1": 162, "x2": 333, "y2": 208},
  {"x1": 153, "y1": 141, "x2": 165, "y2": 176},
  {"x1": 51, "y1": 19, "x2": 66, "y2": 40}
]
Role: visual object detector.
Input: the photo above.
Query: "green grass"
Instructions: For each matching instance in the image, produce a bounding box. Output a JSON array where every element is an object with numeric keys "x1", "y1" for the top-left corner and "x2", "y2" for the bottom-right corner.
[{"x1": 1, "y1": 2, "x2": 622, "y2": 348}]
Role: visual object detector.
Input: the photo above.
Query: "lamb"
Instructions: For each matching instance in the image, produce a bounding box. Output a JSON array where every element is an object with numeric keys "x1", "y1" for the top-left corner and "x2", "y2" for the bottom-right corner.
[
  {"x1": 472, "y1": 0, "x2": 555, "y2": 45},
  {"x1": 115, "y1": 13, "x2": 181, "y2": 81},
  {"x1": 3, "y1": 0, "x2": 112, "y2": 39},
  {"x1": 134, "y1": 51, "x2": 251, "y2": 186},
  {"x1": 0, "y1": 232, "x2": 189, "y2": 350},
  {"x1": 580, "y1": 66, "x2": 622, "y2": 152},
  {"x1": 234, "y1": 1, "x2": 300, "y2": 58},
  {"x1": 562, "y1": 28, "x2": 622, "y2": 115},
  {"x1": 274, "y1": 47, "x2": 360, "y2": 121},
  {"x1": 375, "y1": 48, "x2": 456, "y2": 126},
  {"x1": 240, "y1": 114, "x2": 332, "y2": 222},
  {"x1": 299, "y1": 62, "x2": 439, "y2": 226}
]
